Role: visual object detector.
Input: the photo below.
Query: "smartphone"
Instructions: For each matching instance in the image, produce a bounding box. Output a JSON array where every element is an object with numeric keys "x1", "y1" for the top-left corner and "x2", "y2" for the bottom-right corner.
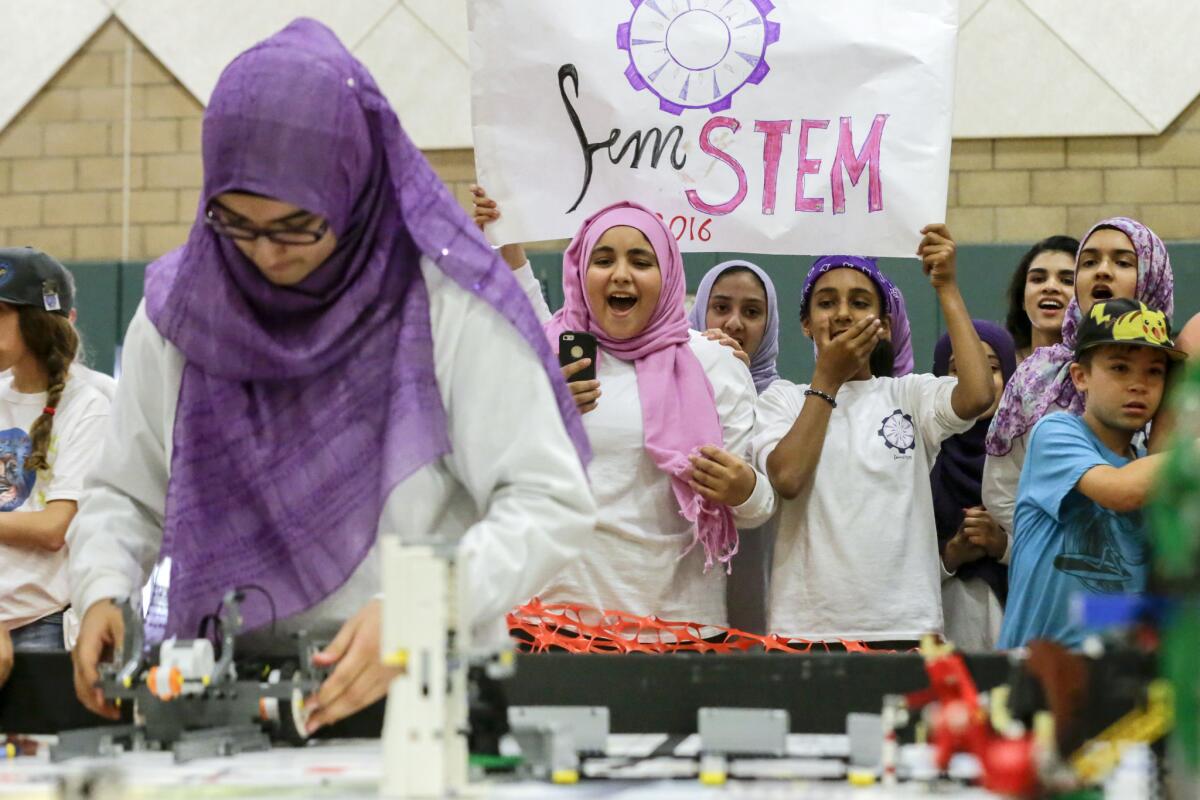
[{"x1": 558, "y1": 331, "x2": 597, "y2": 382}]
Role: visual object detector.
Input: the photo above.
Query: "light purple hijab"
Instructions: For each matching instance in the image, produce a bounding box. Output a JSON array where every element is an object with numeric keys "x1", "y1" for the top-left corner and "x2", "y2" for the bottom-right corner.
[
  {"x1": 142, "y1": 19, "x2": 589, "y2": 640},
  {"x1": 985, "y1": 217, "x2": 1174, "y2": 456},
  {"x1": 687, "y1": 261, "x2": 780, "y2": 394}
]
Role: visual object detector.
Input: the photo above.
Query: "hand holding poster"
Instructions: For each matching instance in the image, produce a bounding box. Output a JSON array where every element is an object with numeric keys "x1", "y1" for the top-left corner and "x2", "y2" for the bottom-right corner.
[{"x1": 468, "y1": 0, "x2": 957, "y2": 257}]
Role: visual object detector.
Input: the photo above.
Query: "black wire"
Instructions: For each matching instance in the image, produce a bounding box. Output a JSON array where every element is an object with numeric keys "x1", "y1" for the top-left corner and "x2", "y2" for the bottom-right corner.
[
  {"x1": 196, "y1": 584, "x2": 278, "y2": 661},
  {"x1": 232, "y1": 584, "x2": 278, "y2": 637}
]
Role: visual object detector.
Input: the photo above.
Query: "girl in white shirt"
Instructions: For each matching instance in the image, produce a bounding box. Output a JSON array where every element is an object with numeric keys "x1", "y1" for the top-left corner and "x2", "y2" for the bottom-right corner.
[
  {"x1": 67, "y1": 20, "x2": 593, "y2": 733},
  {"x1": 477, "y1": 197, "x2": 775, "y2": 635},
  {"x1": 0, "y1": 248, "x2": 110, "y2": 652},
  {"x1": 753, "y1": 226, "x2": 994, "y2": 646}
]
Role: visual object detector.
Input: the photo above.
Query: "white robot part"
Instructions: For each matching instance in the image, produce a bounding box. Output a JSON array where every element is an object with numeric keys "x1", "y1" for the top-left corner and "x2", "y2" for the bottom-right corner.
[
  {"x1": 380, "y1": 539, "x2": 472, "y2": 799},
  {"x1": 149, "y1": 639, "x2": 216, "y2": 700}
]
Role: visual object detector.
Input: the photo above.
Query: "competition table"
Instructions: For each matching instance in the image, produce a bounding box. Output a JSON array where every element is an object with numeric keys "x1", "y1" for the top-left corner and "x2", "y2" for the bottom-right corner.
[
  {"x1": 0, "y1": 651, "x2": 1013, "y2": 798},
  {"x1": 0, "y1": 740, "x2": 997, "y2": 799}
]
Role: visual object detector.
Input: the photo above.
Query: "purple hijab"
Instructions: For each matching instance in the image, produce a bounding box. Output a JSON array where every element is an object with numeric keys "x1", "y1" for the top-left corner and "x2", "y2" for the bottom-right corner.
[
  {"x1": 687, "y1": 260, "x2": 780, "y2": 393},
  {"x1": 930, "y1": 321, "x2": 1016, "y2": 604},
  {"x1": 142, "y1": 19, "x2": 588, "y2": 640},
  {"x1": 799, "y1": 256, "x2": 914, "y2": 377},
  {"x1": 985, "y1": 217, "x2": 1174, "y2": 456}
]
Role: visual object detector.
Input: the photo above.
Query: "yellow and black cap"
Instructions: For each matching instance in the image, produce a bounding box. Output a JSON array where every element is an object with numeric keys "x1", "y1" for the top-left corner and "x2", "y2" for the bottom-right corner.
[
  {"x1": 0, "y1": 247, "x2": 73, "y2": 316},
  {"x1": 1074, "y1": 298, "x2": 1186, "y2": 362}
]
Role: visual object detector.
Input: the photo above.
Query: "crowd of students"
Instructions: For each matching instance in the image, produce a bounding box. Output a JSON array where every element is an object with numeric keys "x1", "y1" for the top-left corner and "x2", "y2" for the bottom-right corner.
[{"x1": 0, "y1": 20, "x2": 1194, "y2": 730}]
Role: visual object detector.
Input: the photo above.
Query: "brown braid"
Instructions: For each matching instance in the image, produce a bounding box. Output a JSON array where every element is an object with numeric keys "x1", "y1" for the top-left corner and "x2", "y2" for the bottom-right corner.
[{"x1": 19, "y1": 306, "x2": 79, "y2": 473}]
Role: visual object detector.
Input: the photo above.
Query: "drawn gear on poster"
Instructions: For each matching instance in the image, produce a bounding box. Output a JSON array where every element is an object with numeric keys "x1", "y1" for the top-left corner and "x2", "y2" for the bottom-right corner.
[{"x1": 617, "y1": 0, "x2": 780, "y2": 115}]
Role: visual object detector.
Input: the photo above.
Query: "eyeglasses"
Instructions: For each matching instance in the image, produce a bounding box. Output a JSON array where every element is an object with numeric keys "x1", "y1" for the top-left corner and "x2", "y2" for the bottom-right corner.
[{"x1": 204, "y1": 201, "x2": 331, "y2": 246}]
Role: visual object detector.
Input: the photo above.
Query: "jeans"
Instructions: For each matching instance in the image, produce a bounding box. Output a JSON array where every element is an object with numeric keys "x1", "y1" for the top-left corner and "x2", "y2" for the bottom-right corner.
[{"x1": 10, "y1": 611, "x2": 65, "y2": 651}]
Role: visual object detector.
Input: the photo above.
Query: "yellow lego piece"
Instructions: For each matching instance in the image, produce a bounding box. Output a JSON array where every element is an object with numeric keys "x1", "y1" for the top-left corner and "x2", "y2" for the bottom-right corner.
[
  {"x1": 5, "y1": 743, "x2": 14, "y2": 759},
  {"x1": 202, "y1": 675, "x2": 211, "y2": 687},
  {"x1": 699, "y1": 770, "x2": 727, "y2": 786},
  {"x1": 847, "y1": 769, "x2": 877, "y2": 786},
  {"x1": 990, "y1": 685, "x2": 1013, "y2": 732},
  {"x1": 551, "y1": 769, "x2": 579, "y2": 784},
  {"x1": 383, "y1": 649, "x2": 408, "y2": 669},
  {"x1": 122, "y1": 676, "x2": 132, "y2": 689}
]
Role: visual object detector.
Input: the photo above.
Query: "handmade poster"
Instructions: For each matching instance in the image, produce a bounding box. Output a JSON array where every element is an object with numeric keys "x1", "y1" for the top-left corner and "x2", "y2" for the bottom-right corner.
[{"x1": 469, "y1": 0, "x2": 957, "y2": 257}]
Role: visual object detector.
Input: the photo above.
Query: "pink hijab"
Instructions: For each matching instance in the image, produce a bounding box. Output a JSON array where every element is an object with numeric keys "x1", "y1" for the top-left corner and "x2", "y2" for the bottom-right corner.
[{"x1": 545, "y1": 201, "x2": 738, "y2": 570}]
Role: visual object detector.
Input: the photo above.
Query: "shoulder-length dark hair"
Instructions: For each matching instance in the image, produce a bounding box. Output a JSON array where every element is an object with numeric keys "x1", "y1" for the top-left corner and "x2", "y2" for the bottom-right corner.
[{"x1": 1005, "y1": 235, "x2": 1080, "y2": 350}]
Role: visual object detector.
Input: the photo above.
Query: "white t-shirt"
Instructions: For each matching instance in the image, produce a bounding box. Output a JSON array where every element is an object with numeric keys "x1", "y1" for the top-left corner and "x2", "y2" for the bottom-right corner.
[
  {"x1": 981, "y1": 406, "x2": 1063, "y2": 567},
  {"x1": 753, "y1": 375, "x2": 974, "y2": 641},
  {"x1": 535, "y1": 331, "x2": 775, "y2": 631},
  {"x1": 0, "y1": 367, "x2": 110, "y2": 632},
  {"x1": 941, "y1": 574, "x2": 1004, "y2": 652}
]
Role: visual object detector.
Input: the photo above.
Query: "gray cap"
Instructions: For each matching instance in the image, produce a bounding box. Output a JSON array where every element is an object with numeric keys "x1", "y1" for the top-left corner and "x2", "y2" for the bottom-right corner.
[{"x1": 0, "y1": 247, "x2": 74, "y2": 316}]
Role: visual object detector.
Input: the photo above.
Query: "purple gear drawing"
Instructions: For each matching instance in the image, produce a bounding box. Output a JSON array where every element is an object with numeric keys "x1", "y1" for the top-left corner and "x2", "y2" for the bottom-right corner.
[
  {"x1": 877, "y1": 409, "x2": 916, "y2": 455},
  {"x1": 617, "y1": 0, "x2": 780, "y2": 115}
]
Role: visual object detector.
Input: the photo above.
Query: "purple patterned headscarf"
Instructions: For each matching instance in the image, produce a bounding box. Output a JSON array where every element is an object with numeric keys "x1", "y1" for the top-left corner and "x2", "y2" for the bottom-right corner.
[
  {"x1": 799, "y1": 256, "x2": 914, "y2": 377},
  {"x1": 687, "y1": 260, "x2": 780, "y2": 393},
  {"x1": 142, "y1": 19, "x2": 589, "y2": 640},
  {"x1": 985, "y1": 217, "x2": 1174, "y2": 456}
]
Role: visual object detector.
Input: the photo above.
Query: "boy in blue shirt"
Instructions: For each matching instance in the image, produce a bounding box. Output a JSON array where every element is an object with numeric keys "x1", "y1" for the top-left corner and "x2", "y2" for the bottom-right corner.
[{"x1": 998, "y1": 298, "x2": 1186, "y2": 649}]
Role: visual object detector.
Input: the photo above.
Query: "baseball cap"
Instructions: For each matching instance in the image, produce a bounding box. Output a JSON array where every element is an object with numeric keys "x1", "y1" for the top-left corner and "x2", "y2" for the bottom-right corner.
[
  {"x1": 1074, "y1": 298, "x2": 1186, "y2": 362},
  {"x1": 0, "y1": 247, "x2": 74, "y2": 316}
]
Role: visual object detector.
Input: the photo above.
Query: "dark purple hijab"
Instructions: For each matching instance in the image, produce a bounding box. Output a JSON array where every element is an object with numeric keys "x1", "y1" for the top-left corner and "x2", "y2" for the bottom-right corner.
[
  {"x1": 929, "y1": 320, "x2": 1016, "y2": 604},
  {"x1": 143, "y1": 19, "x2": 589, "y2": 640}
]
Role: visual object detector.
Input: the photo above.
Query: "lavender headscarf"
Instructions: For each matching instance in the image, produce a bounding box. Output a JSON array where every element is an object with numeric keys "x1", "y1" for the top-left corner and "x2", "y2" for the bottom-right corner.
[
  {"x1": 687, "y1": 260, "x2": 780, "y2": 393},
  {"x1": 985, "y1": 217, "x2": 1174, "y2": 456},
  {"x1": 142, "y1": 19, "x2": 589, "y2": 640},
  {"x1": 799, "y1": 256, "x2": 914, "y2": 377}
]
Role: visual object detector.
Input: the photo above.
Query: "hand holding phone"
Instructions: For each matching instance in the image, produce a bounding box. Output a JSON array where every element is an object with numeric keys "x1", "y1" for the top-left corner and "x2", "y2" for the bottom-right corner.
[
  {"x1": 558, "y1": 332, "x2": 597, "y2": 382},
  {"x1": 558, "y1": 331, "x2": 601, "y2": 414}
]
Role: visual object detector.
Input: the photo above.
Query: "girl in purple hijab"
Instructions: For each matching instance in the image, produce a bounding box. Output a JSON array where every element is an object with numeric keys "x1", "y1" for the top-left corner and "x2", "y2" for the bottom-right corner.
[
  {"x1": 755, "y1": 225, "x2": 996, "y2": 646},
  {"x1": 687, "y1": 261, "x2": 781, "y2": 394},
  {"x1": 67, "y1": 19, "x2": 594, "y2": 732},
  {"x1": 930, "y1": 321, "x2": 1016, "y2": 651},
  {"x1": 981, "y1": 217, "x2": 1176, "y2": 541}
]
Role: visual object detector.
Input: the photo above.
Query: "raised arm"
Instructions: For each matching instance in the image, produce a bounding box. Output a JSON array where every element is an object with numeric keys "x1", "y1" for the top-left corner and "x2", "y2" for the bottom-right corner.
[
  {"x1": 471, "y1": 185, "x2": 527, "y2": 270},
  {"x1": 919, "y1": 224, "x2": 993, "y2": 420}
]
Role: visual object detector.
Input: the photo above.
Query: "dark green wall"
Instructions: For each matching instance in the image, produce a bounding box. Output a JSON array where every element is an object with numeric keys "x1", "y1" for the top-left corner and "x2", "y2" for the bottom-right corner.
[
  {"x1": 67, "y1": 244, "x2": 1200, "y2": 380},
  {"x1": 530, "y1": 242, "x2": 1200, "y2": 383}
]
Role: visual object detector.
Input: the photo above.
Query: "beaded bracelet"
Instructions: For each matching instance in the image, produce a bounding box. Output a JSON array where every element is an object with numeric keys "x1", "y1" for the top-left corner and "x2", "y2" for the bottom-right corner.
[{"x1": 803, "y1": 388, "x2": 837, "y2": 409}]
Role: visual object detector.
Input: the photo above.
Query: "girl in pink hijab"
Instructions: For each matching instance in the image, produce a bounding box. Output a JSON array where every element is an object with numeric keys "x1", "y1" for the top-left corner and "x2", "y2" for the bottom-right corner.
[{"x1": 515, "y1": 201, "x2": 776, "y2": 635}]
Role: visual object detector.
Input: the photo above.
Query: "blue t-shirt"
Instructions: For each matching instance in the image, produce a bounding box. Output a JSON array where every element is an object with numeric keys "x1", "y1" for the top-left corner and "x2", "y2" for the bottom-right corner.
[{"x1": 997, "y1": 414, "x2": 1150, "y2": 650}]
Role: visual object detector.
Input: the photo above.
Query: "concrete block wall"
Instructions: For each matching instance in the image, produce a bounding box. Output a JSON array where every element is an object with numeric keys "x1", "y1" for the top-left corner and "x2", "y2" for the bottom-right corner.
[
  {"x1": 0, "y1": 18, "x2": 1197, "y2": 263},
  {"x1": 947, "y1": 98, "x2": 1200, "y2": 243}
]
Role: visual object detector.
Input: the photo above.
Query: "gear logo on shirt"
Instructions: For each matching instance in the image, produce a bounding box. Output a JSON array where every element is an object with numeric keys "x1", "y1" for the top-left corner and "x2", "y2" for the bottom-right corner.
[
  {"x1": 877, "y1": 409, "x2": 916, "y2": 455},
  {"x1": 0, "y1": 428, "x2": 35, "y2": 511}
]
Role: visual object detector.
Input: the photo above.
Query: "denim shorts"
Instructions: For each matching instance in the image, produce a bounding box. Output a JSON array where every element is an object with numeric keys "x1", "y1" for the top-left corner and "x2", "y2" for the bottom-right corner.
[{"x1": 10, "y1": 611, "x2": 65, "y2": 651}]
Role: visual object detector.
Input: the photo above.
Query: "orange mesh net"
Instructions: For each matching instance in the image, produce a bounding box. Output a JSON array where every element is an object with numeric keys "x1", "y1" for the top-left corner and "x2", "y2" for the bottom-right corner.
[{"x1": 508, "y1": 598, "x2": 897, "y2": 654}]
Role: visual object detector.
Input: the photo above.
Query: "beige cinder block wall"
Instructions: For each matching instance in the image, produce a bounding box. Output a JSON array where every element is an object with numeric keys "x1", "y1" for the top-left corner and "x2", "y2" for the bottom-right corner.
[{"x1": 0, "y1": 18, "x2": 1197, "y2": 263}]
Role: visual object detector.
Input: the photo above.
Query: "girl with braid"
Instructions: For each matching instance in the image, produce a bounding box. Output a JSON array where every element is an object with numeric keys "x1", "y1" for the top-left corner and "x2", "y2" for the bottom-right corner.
[{"x1": 0, "y1": 248, "x2": 110, "y2": 652}]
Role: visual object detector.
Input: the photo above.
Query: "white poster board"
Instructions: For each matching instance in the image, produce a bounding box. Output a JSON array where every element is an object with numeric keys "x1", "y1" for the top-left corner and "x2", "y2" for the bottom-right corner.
[{"x1": 469, "y1": 0, "x2": 957, "y2": 257}]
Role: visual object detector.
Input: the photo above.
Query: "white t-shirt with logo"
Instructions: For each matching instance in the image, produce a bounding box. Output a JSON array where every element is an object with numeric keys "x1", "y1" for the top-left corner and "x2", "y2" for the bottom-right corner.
[
  {"x1": 753, "y1": 375, "x2": 973, "y2": 642},
  {"x1": 0, "y1": 367, "x2": 110, "y2": 634}
]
